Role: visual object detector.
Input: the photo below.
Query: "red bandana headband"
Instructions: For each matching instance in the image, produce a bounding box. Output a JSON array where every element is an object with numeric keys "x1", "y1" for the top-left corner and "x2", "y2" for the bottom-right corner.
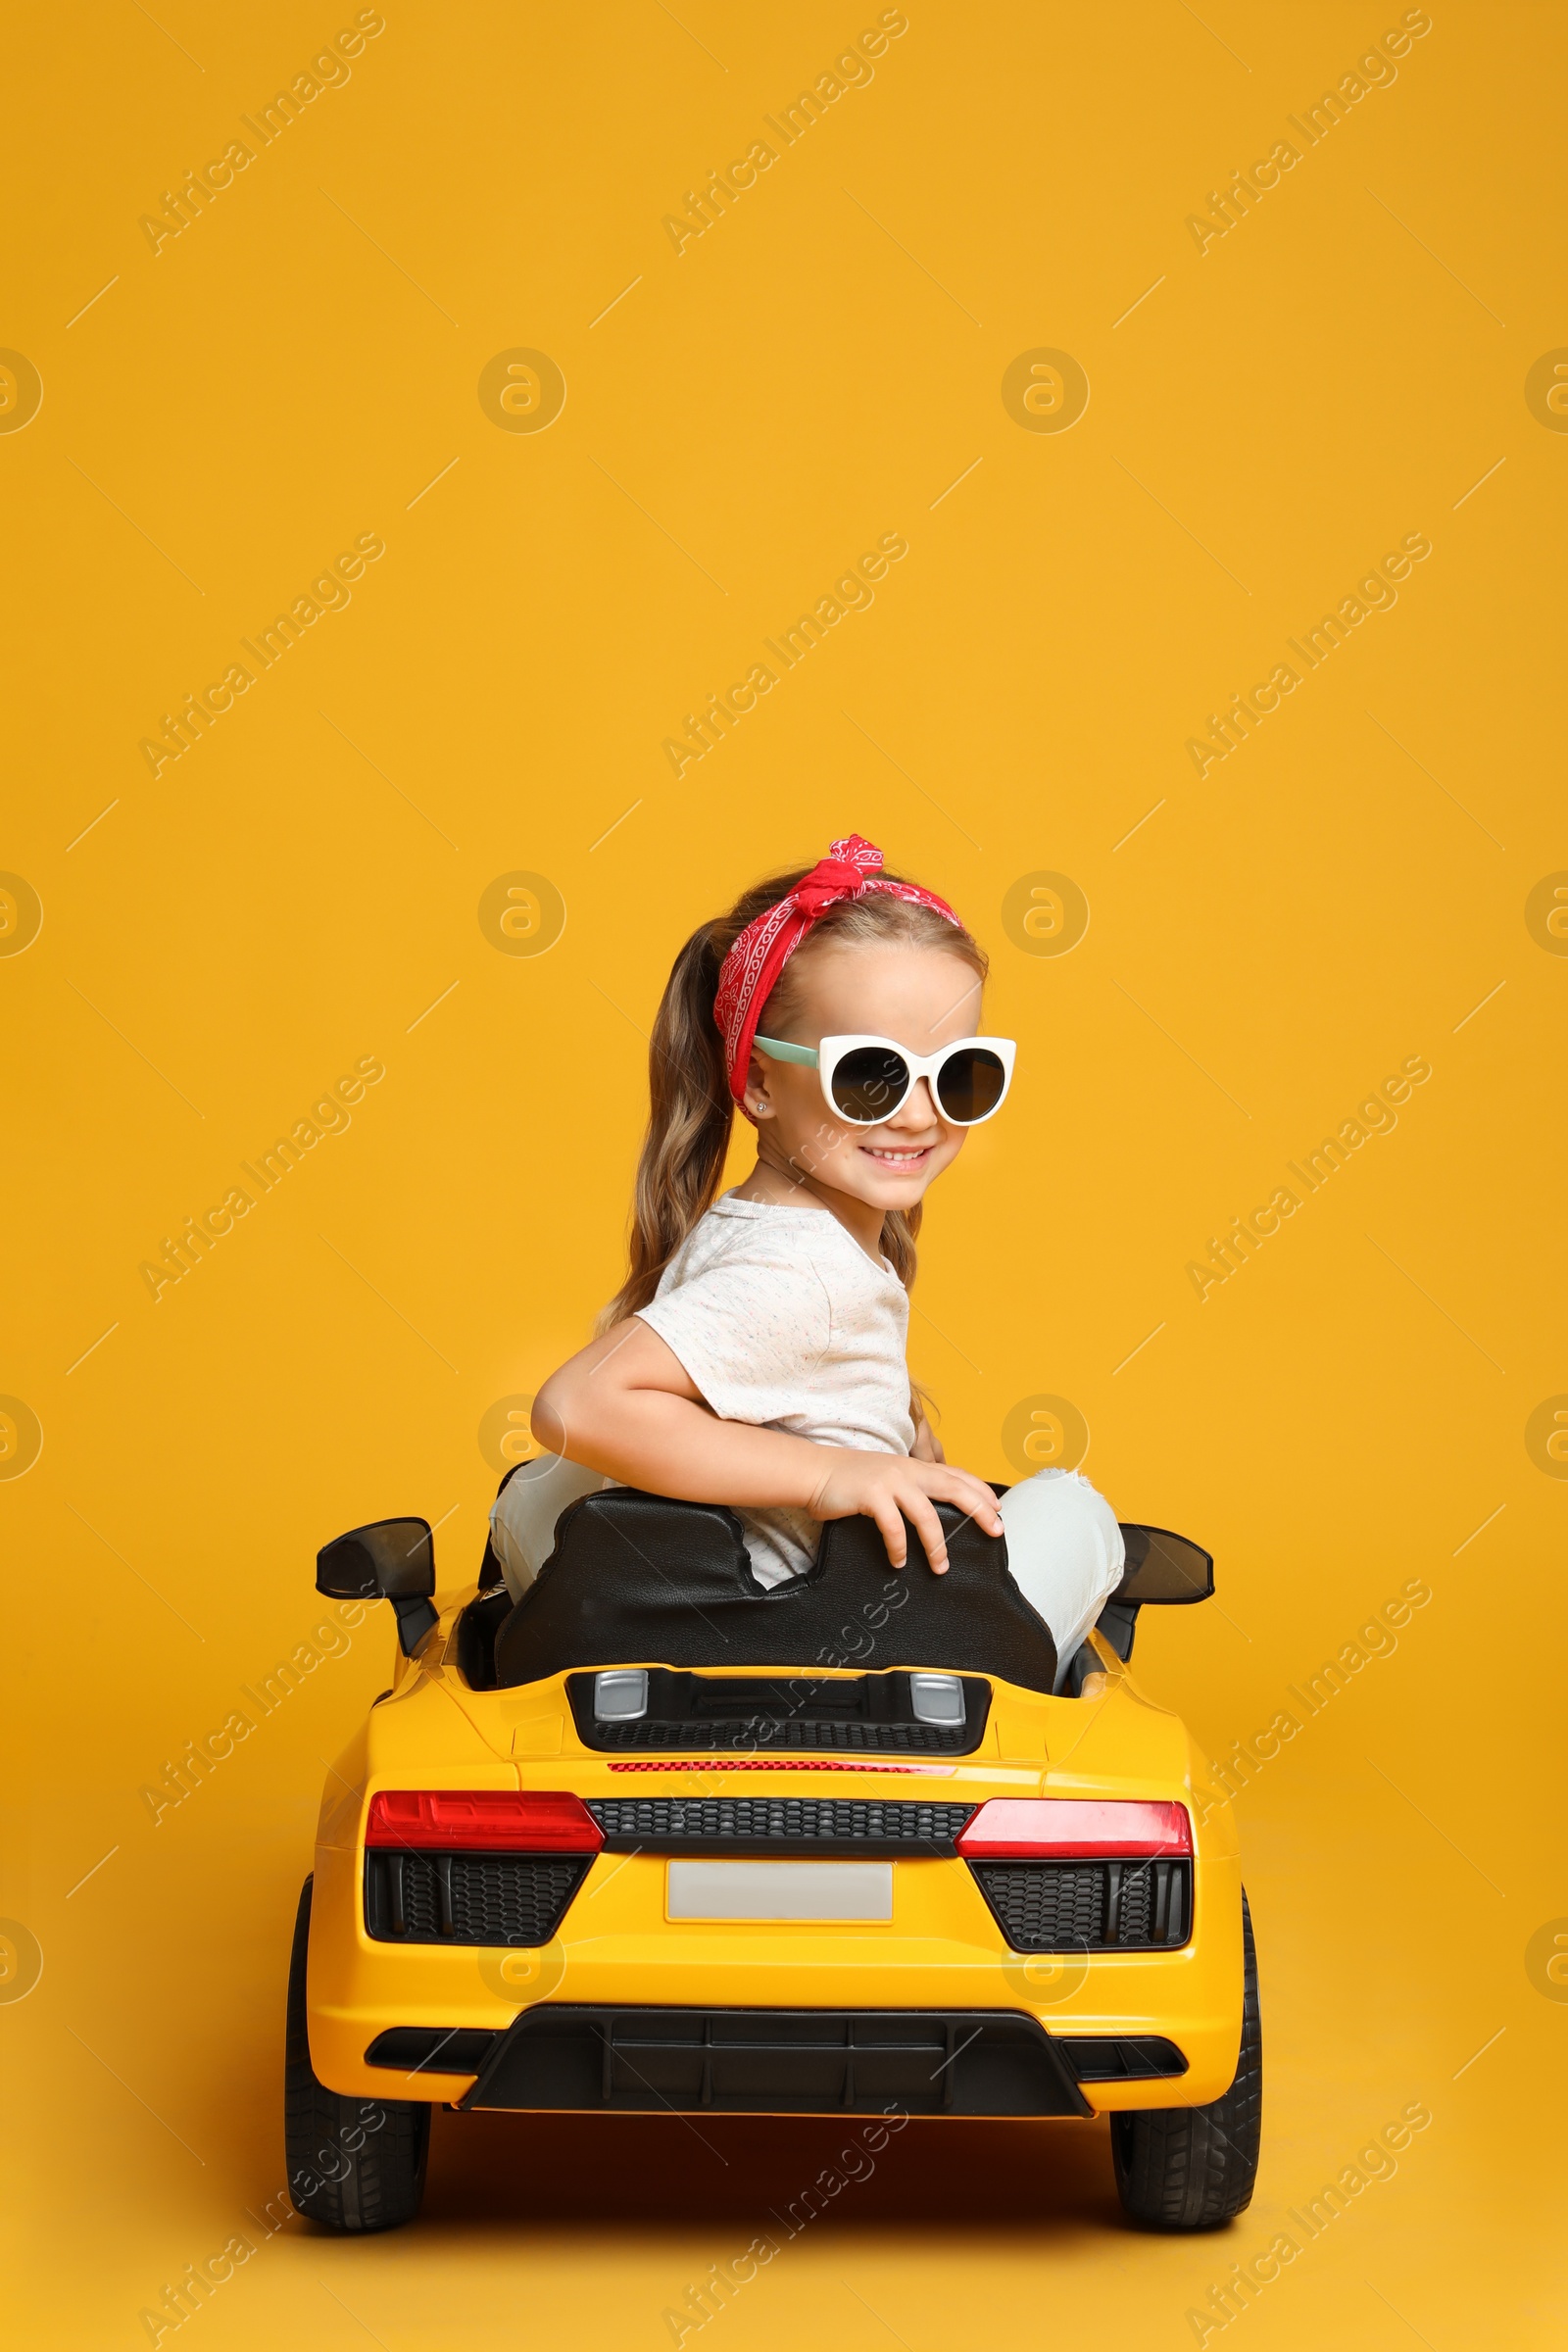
[{"x1": 712, "y1": 834, "x2": 961, "y2": 1107}]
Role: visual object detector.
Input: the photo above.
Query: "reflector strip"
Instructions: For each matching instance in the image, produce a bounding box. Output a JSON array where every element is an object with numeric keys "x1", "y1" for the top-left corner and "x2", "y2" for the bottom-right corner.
[
  {"x1": 956, "y1": 1799, "x2": 1192, "y2": 1859},
  {"x1": 366, "y1": 1789, "x2": 603, "y2": 1852},
  {"x1": 605, "y1": 1758, "x2": 954, "y2": 1775}
]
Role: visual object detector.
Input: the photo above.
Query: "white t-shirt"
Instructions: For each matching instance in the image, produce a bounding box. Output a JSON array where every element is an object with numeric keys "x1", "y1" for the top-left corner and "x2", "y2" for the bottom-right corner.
[{"x1": 637, "y1": 1192, "x2": 915, "y2": 1588}]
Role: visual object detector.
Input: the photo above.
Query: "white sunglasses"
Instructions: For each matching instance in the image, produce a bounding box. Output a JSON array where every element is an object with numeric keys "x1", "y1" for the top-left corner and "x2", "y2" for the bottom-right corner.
[{"x1": 754, "y1": 1032, "x2": 1016, "y2": 1127}]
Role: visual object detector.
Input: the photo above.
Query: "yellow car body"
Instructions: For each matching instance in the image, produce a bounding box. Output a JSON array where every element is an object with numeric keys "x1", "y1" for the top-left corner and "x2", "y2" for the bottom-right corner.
[
  {"x1": 287, "y1": 1491, "x2": 1257, "y2": 2232},
  {"x1": 308, "y1": 1628, "x2": 1242, "y2": 2112}
]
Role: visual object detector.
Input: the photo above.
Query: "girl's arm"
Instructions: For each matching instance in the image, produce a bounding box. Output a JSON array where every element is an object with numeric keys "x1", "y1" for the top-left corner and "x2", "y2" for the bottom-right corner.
[{"x1": 533, "y1": 1320, "x2": 1002, "y2": 1574}]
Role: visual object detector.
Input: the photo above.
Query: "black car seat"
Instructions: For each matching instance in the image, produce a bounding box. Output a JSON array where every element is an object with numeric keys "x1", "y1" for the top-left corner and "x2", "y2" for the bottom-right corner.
[{"x1": 488, "y1": 1486, "x2": 1060, "y2": 1694}]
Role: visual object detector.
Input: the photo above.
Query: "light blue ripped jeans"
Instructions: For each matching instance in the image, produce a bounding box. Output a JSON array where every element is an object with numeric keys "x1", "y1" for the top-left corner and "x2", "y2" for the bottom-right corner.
[{"x1": 489, "y1": 1461, "x2": 1124, "y2": 1690}]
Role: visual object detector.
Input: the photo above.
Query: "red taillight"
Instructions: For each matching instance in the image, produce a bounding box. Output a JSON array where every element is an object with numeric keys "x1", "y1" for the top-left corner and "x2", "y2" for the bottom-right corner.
[
  {"x1": 366, "y1": 1790, "x2": 604, "y2": 1852},
  {"x1": 956, "y1": 1799, "x2": 1192, "y2": 1860}
]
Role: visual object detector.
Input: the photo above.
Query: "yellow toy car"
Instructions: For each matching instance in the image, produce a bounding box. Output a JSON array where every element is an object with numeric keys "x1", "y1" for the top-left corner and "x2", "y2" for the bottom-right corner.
[{"x1": 284, "y1": 1482, "x2": 1259, "y2": 2232}]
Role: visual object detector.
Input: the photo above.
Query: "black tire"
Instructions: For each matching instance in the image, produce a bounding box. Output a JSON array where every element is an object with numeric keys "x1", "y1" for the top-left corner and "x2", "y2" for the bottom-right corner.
[
  {"x1": 1110, "y1": 1888, "x2": 1261, "y2": 2230},
  {"x1": 284, "y1": 1876, "x2": 430, "y2": 2232}
]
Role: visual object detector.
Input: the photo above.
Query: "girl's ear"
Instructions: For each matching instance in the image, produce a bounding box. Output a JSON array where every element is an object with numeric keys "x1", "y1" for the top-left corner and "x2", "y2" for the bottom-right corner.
[{"x1": 743, "y1": 1051, "x2": 775, "y2": 1120}]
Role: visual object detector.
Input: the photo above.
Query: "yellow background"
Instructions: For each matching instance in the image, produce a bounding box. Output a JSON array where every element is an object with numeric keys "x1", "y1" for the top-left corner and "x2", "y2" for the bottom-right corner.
[{"x1": 4, "y1": 2, "x2": 1565, "y2": 2342}]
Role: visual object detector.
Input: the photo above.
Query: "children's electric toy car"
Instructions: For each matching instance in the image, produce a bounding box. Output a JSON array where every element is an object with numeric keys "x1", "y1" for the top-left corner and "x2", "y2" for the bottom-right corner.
[{"x1": 284, "y1": 1479, "x2": 1260, "y2": 2233}]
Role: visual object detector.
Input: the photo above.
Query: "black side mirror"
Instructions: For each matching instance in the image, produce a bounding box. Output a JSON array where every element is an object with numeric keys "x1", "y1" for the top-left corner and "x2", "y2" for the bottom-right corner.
[
  {"x1": 317, "y1": 1517, "x2": 439, "y2": 1656},
  {"x1": 1094, "y1": 1524, "x2": 1214, "y2": 1664},
  {"x1": 1113, "y1": 1525, "x2": 1214, "y2": 1606}
]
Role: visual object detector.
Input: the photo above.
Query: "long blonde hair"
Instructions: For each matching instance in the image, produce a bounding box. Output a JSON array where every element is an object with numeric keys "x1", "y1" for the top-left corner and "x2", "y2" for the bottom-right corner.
[{"x1": 600, "y1": 859, "x2": 989, "y2": 1330}]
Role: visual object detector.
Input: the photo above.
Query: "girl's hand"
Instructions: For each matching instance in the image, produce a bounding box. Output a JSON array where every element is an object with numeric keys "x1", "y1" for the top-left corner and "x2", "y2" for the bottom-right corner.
[{"x1": 805, "y1": 1449, "x2": 1004, "y2": 1573}]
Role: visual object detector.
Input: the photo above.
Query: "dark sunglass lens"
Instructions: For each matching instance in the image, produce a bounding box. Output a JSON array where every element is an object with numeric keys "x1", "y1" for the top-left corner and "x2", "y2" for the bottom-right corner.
[
  {"x1": 831, "y1": 1047, "x2": 908, "y2": 1123},
  {"x1": 936, "y1": 1047, "x2": 1005, "y2": 1123}
]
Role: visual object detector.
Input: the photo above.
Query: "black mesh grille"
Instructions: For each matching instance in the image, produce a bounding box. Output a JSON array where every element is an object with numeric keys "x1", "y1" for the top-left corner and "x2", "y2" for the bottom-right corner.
[
  {"x1": 586, "y1": 1797, "x2": 976, "y2": 1853},
  {"x1": 365, "y1": 1851, "x2": 589, "y2": 1945},
  {"x1": 584, "y1": 1717, "x2": 975, "y2": 1753},
  {"x1": 1117, "y1": 1865, "x2": 1155, "y2": 1942},
  {"x1": 969, "y1": 1859, "x2": 1191, "y2": 1951}
]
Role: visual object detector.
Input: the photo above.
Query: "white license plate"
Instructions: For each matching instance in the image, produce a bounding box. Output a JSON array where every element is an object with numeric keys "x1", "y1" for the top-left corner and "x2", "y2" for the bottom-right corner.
[{"x1": 666, "y1": 1861, "x2": 893, "y2": 1922}]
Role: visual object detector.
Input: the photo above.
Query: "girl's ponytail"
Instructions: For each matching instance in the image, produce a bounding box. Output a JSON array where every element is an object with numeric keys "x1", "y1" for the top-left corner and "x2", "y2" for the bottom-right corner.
[
  {"x1": 599, "y1": 922, "x2": 734, "y2": 1329},
  {"x1": 879, "y1": 1205, "x2": 919, "y2": 1290}
]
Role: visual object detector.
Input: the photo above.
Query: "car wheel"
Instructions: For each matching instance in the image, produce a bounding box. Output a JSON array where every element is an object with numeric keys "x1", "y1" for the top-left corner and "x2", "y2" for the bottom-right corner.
[
  {"x1": 284, "y1": 1876, "x2": 430, "y2": 2232},
  {"x1": 1110, "y1": 1888, "x2": 1261, "y2": 2231}
]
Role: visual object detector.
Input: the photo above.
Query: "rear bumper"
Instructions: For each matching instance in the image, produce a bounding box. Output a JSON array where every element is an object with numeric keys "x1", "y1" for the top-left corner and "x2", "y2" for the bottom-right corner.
[
  {"x1": 365, "y1": 2006, "x2": 1192, "y2": 2115},
  {"x1": 307, "y1": 1840, "x2": 1244, "y2": 2113}
]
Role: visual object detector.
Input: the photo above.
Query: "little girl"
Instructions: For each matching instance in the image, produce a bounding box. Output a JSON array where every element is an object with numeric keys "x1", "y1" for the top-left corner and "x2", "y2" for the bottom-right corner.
[{"x1": 491, "y1": 834, "x2": 1125, "y2": 1685}]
